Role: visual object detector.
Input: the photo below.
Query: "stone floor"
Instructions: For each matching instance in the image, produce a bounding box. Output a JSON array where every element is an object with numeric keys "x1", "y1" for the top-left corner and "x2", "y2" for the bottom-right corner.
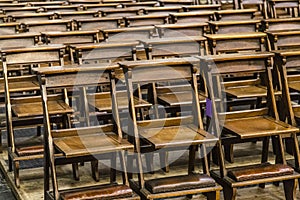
[
  {"x1": 0, "y1": 169, "x2": 16, "y2": 200},
  {"x1": 0, "y1": 128, "x2": 300, "y2": 200}
]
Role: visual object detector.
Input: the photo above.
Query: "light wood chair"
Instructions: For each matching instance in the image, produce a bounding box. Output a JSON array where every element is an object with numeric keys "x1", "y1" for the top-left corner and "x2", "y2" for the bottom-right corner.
[
  {"x1": 36, "y1": 64, "x2": 139, "y2": 200},
  {"x1": 120, "y1": 58, "x2": 222, "y2": 200},
  {"x1": 198, "y1": 52, "x2": 300, "y2": 200}
]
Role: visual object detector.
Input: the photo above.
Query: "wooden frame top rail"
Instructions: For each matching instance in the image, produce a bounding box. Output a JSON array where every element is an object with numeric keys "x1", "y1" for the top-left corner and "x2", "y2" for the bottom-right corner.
[
  {"x1": 182, "y1": 5, "x2": 221, "y2": 11},
  {"x1": 70, "y1": 40, "x2": 140, "y2": 49},
  {"x1": 24, "y1": 19, "x2": 72, "y2": 25},
  {"x1": 75, "y1": 16, "x2": 122, "y2": 22},
  {"x1": 0, "y1": 32, "x2": 40, "y2": 39},
  {"x1": 155, "y1": 22, "x2": 208, "y2": 28},
  {"x1": 119, "y1": 57, "x2": 198, "y2": 69},
  {"x1": 267, "y1": 30, "x2": 300, "y2": 36},
  {"x1": 215, "y1": 8, "x2": 257, "y2": 14},
  {"x1": 170, "y1": 11, "x2": 215, "y2": 17},
  {"x1": 80, "y1": 3, "x2": 120, "y2": 9},
  {"x1": 144, "y1": 6, "x2": 183, "y2": 11},
  {"x1": 125, "y1": 13, "x2": 169, "y2": 19},
  {"x1": 1, "y1": 44, "x2": 65, "y2": 54},
  {"x1": 205, "y1": 32, "x2": 267, "y2": 40},
  {"x1": 139, "y1": 36, "x2": 207, "y2": 45},
  {"x1": 33, "y1": 63, "x2": 119, "y2": 75},
  {"x1": 102, "y1": 25, "x2": 155, "y2": 33},
  {"x1": 122, "y1": 1, "x2": 158, "y2": 7},
  {"x1": 197, "y1": 52, "x2": 274, "y2": 64},
  {"x1": 41, "y1": 30, "x2": 98, "y2": 36},
  {"x1": 274, "y1": 49, "x2": 300, "y2": 57},
  {"x1": 209, "y1": 19, "x2": 261, "y2": 26}
]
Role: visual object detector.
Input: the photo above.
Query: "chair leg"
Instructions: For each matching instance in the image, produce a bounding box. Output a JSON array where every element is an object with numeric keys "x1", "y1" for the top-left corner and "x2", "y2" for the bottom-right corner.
[
  {"x1": 223, "y1": 185, "x2": 237, "y2": 200},
  {"x1": 14, "y1": 161, "x2": 20, "y2": 188},
  {"x1": 145, "y1": 153, "x2": 154, "y2": 174},
  {"x1": 110, "y1": 155, "x2": 117, "y2": 183},
  {"x1": 160, "y1": 151, "x2": 169, "y2": 173},
  {"x1": 91, "y1": 161, "x2": 99, "y2": 182},
  {"x1": 0, "y1": 129, "x2": 2, "y2": 153},
  {"x1": 127, "y1": 154, "x2": 134, "y2": 179},
  {"x1": 206, "y1": 190, "x2": 220, "y2": 200},
  {"x1": 8, "y1": 155, "x2": 13, "y2": 172},
  {"x1": 283, "y1": 179, "x2": 297, "y2": 200},
  {"x1": 37, "y1": 126, "x2": 42, "y2": 137},
  {"x1": 72, "y1": 163, "x2": 79, "y2": 181},
  {"x1": 224, "y1": 144, "x2": 234, "y2": 163}
]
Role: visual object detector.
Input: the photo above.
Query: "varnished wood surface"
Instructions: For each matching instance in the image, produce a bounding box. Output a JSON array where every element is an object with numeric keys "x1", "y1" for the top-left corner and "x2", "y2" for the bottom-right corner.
[
  {"x1": 224, "y1": 116, "x2": 299, "y2": 139},
  {"x1": 205, "y1": 32, "x2": 266, "y2": 40},
  {"x1": 54, "y1": 133, "x2": 133, "y2": 158}
]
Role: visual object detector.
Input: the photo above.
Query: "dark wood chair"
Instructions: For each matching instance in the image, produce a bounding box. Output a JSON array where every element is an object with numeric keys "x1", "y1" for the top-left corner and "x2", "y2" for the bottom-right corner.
[
  {"x1": 199, "y1": 52, "x2": 300, "y2": 200},
  {"x1": 1, "y1": 45, "x2": 68, "y2": 187},
  {"x1": 36, "y1": 64, "x2": 139, "y2": 200},
  {"x1": 214, "y1": 8, "x2": 256, "y2": 20},
  {"x1": 120, "y1": 58, "x2": 222, "y2": 200},
  {"x1": 156, "y1": 22, "x2": 209, "y2": 37},
  {"x1": 124, "y1": 14, "x2": 169, "y2": 27},
  {"x1": 209, "y1": 19, "x2": 261, "y2": 34},
  {"x1": 169, "y1": 11, "x2": 215, "y2": 23},
  {"x1": 75, "y1": 17, "x2": 122, "y2": 31},
  {"x1": 239, "y1": 0, "x2": 268, "y2": 19},
  {"x1": 0, "y1": 6, "x2": 45, "y2": 15}
]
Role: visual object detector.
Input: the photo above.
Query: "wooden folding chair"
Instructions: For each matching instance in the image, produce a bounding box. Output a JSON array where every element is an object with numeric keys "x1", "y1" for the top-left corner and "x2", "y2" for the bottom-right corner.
[
  {"x1": 1, "y1": 45, "x2": 68, "y2": 187},
  {"x1": 36, "y1": 64, "x2": 139, "y2": 200},
  {"x1": 120, "y1": 58, "x2": 222, "y2": 200},
  {"x1": 0, "y1": 32, "x2": 40, "y2": 49},
  {"x1": 55, "y1": 10, "x2": 102, "y2": 20},
  {"x1": 182, "y1": 4, "x2": 221, "y2": 11},
  {"x1": 0, "y1": 22, "x2": 21, "y2": 34},
  {"x1": 100, "y1": 7, "x2": 144, "y2": 17},
  {"x1": 122, "y1": 1, "x2": 159, "y2": 8},
  {"x1": 199, "y1": 52, "x2": 300, "y2": 200},
  {"x1": 3, "y1": 12, "x2": 58, "y2": 23},
  {"x1": 143, "y1": 6, "x2": 183, "y2": 15}
]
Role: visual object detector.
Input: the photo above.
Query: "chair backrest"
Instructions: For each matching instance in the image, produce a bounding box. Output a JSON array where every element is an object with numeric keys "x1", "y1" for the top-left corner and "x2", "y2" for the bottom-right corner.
[
  {"x1": 55, "y1": 10, "x2": 102, "y2": 20},
  {"x1": 101, "y1": 26, "x2": 155, "y2": 42},
  {"x1": 124, "y1": 14, "x2": 169, "y2": 27},
  {"x1": 140, "y1": 36, "x2": 208, "y2": 59},
  {"x1": 262, "y1": 18, "x2": 300, "y2": 32},
  {"x1": 4, "y1": 13, "x2": 57, "y2": 23},
  {"x1": 215, "y1": 9, "x2": 256, "y2": 20},
  {"x1": 209, "y1": 20, "x2": 260, "y2": 34},
  {"x1": 144, "y1": 6, "x2": 183, "y2": 15},
  {"x1": 182, "y1": 4, "x2": 221, "y2": 12},
  {"x1": 206, "y1": 32, "x2": 267, "y2": 54},
  {"x1": 267, "y1": 30, "x2": 300, "y2": 50},
  {"x1": 156, "y1": 23, "x2": 208, "y2": 37},
  {"x1": 0, "y1": 22, "x2": 20, "y2": 34},
  {"x1": 101, "y1": 8, "x2": 143, "y2": 17},
  {"x1": 75, "y1": 17, "x2": 122, "y2": 31},
  {"x1": 1, "y1": 44, "x2": 65, "y2": 67},
  {"x1": 122, "y1": 1, "x2": 159, "y2": 8},
  {"x1": 0, "y1": 32, "x2": 40, "y2": 48},
  {"x1": 70, "y1": 41, "x2": 139, "y2": 64},
  {"x1": 23, "y1": 20, "x2": 72, "y2": 32},
  {"x1": 41, "y1": 30, "x2": 100, "y2": 45},
  {"x1": 274, "y1": 50, "x2": 300, "y2": 126},
  {"x1": 169, "y1": 11, "x2": 215, "y2": 24}
]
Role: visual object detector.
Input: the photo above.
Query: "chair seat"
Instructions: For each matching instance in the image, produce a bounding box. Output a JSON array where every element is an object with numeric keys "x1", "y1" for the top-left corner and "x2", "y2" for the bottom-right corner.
[
  {"x1": 145, "y1": 174, "x2": 216, "y2": 194},
  {"x1": 16, "y1": 145, "x2": 44, "y2": 156},
  {"x1": 54, "y1": 133, "x2": 134, "y2": 158},
  {"x1": 12, "y1": 100, "x2": 73, "y2": 118},
  {"x1": 158, "y1": 92, "x2": 206, "y2": 106},
  {"x1": 224, "y1": 115, "x2": 299, "y2": 139},
  {"x1": 288, "y1": 81, "x2": 300, "y2": 92},
  {"x1": 139, "y1": 125, "x2": 218, "y2": 149},
  {"x1": 90, "y1": 94, "x2": 151, "y2": 111},
  {"x1": 226, "y1": 85, "x2": 268, "y2": 98},
  {"x1": 60, "y1": 184, "x2": 133, "y2": 200},
  {"x1": 228, "y1": 163, "x2": 294, "y2": 182}
]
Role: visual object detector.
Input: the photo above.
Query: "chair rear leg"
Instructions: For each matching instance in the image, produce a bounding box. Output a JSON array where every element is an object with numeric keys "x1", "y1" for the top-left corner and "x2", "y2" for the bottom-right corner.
[
  {"x1": 72, "y1": 163, "x2": 79, "y2": 181},
  {"x1": 283, "y1": 179, "x2": 297, "y2": 200},
  {"x1": 14, "y1": 160, "x2": 20, "y2": 188},
  {"x1": 223, "y1": 184, "x2": 237, "y2": 200}
]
